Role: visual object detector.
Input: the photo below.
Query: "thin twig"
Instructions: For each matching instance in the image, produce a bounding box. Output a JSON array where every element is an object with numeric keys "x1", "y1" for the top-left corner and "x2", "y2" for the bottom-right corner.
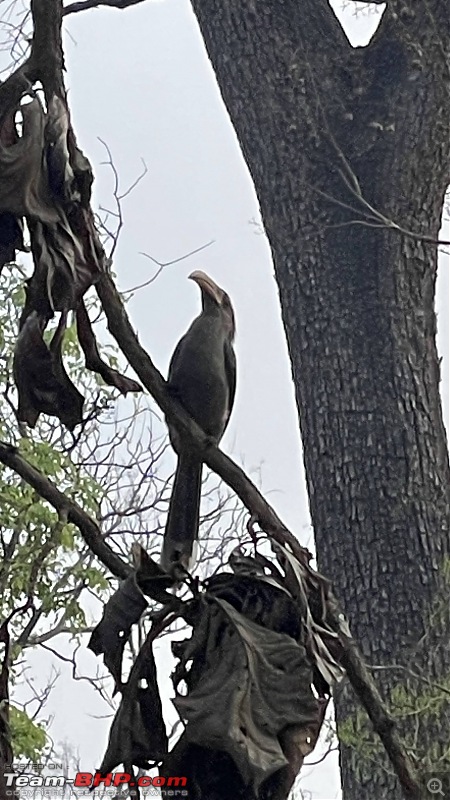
[{"x1": 124, "y1": 239, "x2": 215, "y2": 294}]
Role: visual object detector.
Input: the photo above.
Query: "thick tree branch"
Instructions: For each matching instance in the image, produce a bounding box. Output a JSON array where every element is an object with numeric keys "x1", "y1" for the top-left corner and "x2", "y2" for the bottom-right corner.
[
  {"x1": 330, "y1": 614, "x2": 422, "y2": 800},
  {"x1": 63, "y1": 0, "x2": 147, "y2": 14},
  {"x1": 0, "y1": 442, "x2": 131, "y2": 580},
  {"x1": 290, "y1": 0, "x2": 350, "y2": 59},
  {"x1": 392, "y1": 0, "x2": 450, "y2": 36},
  {"x1": 374, "y1": 0, "x2": 449, "y2": 69}
]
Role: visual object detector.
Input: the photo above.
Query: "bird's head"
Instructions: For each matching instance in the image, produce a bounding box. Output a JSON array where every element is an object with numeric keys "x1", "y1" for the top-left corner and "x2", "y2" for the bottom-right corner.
[{"x1": 189, "y1": 270, "x2": 235, "y2": 340}]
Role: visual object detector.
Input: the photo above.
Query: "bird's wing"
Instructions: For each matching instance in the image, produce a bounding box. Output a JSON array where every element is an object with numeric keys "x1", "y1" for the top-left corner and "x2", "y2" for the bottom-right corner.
[
  {"x1": 223, "y1": 337, "x2": 237, "y2": 428},
  {"x1": 167, "y1": 334, "x2": 187, "y2": 384}
]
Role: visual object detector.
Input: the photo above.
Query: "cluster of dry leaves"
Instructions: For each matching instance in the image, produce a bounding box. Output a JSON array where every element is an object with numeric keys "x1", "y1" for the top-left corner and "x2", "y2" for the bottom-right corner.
[
  {"x1": 0, "y1": 94, "x2": 140, "y2": 430},
  {"x1": 88, "y1": 541, "x2": 346, "y2": 799}
]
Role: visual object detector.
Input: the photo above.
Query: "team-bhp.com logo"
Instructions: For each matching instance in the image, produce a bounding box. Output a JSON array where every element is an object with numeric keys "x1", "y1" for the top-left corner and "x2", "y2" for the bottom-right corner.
[
  {"x1": 4, "y1": 772, "x2": 187, "y2": 794},
  {"x1": 74, "y1": 774, "x2": 187, "y2": 789}
]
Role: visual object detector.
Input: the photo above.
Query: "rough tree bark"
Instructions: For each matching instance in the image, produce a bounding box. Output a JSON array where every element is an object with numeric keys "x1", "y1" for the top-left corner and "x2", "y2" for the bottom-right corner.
[{"x1": 187, "y1": 1, "x2": 450, "y2": 798}]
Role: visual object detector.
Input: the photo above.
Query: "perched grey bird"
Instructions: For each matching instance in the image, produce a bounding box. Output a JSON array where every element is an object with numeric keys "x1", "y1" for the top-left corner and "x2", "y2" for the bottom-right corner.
[{"x1": 160, "y1": 271, "x2": 236, "y2": 573}]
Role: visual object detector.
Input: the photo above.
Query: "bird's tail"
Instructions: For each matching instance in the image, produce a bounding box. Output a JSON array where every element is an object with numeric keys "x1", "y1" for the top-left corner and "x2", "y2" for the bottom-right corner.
[{"x1": 160, "y1": 453, "x2": 202, "y2": 573}]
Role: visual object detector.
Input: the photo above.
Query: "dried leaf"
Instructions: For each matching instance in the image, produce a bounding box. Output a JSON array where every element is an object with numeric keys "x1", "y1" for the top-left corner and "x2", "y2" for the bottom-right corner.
[
  {"x1": 132, "y1": 543, "x2": 176, "y2": 605},
  {"x1": 89, "y1": 546, "x2": 176, "y2": 691},
  {"x1": 76, "y1": 301, "x2": 142, "y2": 394},
  {"x1": 1, "y1": 94, "x2": 140, "y2": 427},
  {"x1": 0, "y1": 99, "x2": 58, "y2": 222},
  {"x1": 88, "y1": 576, "x2": 148, "y2": 690},
  {"x1": 206, "y1": 570, "x2": 302, "y2": 640},
  {"x1": 174, "y1": 597, "x2": 319, "y2": 793},
  {"x1": 28, "y1": 216, "x2": 89, "y2": 312},
  {"x1": 274, "y1": 543, "x2": 346, "y2": 687},
  {"x1": 0, "y1": 213, "x2": 26, "y2": 274},
  {"x1": 44, "y1": 95, "x2": 93, "y2": 207},
  {"x1": 45, "y1": 96, "x2": 77, "y2": 204},
  {"x1": 98, "y1": 641, "x2": 167, "y2": 774},
  {"x1": 13, "y1": 311, "x2": 84, "y2": 429},
  {"x1": 160, "y1": 737, "x2": 248, "y2": 800}
]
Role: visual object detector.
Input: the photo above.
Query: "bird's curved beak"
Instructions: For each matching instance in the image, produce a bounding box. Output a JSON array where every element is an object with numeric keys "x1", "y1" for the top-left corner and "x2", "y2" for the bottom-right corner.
[{"x1": 189, "y1": 270, "x2": 223, "y2": 306}]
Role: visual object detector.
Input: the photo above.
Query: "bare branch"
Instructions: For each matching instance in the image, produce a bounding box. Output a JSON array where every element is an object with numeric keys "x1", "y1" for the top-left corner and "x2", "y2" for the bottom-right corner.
[
  {"x1": 308, "y1": 176, "x2": 450, "y2": 248},
  {"x1": 370, "y1": 663, "x2": 450, "y2": 698},
  {"x1": 125, "y1": 239, "x2": 215, "y2": 294},
  {"x1": 63, "y1": 0, "x2": 147, "y2": 16},
  {"x1": 97, "y1": 137, "x2": 148, "y2": 259}
]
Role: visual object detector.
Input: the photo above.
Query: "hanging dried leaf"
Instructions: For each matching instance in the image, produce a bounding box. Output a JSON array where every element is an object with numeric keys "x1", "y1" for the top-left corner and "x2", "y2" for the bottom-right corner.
[
  {"x1": 173, "y1": 597, "x2": 319, "y2": 793},
  {"x1": 88, "y1": 576, "x2": 148, "y2": 691},
  {"x1": 98, "y1": 638, "x2": 167, "y2": 775},
  {"x1": 132, "y1": 542, "x2": 177, "y2": 605},
  {"x1": 229, "y1": 546, "x2": 285, "y2": 585},
  {"x1": 160, "y1": 737, "x2": 247, "y2": 800},
  {"x1": 0, "y1": 213, "x2": 26, "y2": 274},
  {"x1": 30, "y1": 217, "x2": 86, "y2": 312},
  {"x1": 45, "y1": 96, "x2": 77, "y2": 204},
  {"x1": 45, "y1": 96, "x2": 94, "y2": 208},
  {"x1": 13, "y1": 311, "x2": 84, "y2": 429},
  {"x1": 274, "y1": 543, "x2": 346, "y2": 687},
  {"x1": 206, "y1": 570, "x2": 302, "y2": 641},
  {"x1": 88, "y1": 547, "x2": 174, "y2": 691},
  {"x1": 1, "y1": 93, "x2": 140, "y2": 427},
  {"x1": 0, "y1": 98, "x2": 58, "y2": 222},
  {"x1": 77, "y1": 301, "x2": 142, "y2": 395}
]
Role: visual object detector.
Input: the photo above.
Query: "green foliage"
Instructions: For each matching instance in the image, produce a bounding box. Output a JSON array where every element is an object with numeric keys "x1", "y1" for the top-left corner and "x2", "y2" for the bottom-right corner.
[
  {"x1": 338, "y1": 707, "x2": 384, "y2": 783},
  {"x1": 339, "y1": 557, "x2": 450, "y2": 783},
  {"x1": 0, "y1": 264, "x2": 119, "y2": 756},
  {"x1": 9, "y1": 706, "x2": 47, "y2": 763},
  {"x1": 0, "y1": 261, "x2": 170, "y2": 774},
  {"x1": 339, "y1": 669, "x2": 450, "y2": 783}
]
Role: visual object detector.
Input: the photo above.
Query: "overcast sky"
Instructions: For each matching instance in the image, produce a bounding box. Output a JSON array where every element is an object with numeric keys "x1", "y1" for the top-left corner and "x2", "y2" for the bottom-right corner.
[{"x1": 13, "y1": 1, "x2": 449, "y2": 798}]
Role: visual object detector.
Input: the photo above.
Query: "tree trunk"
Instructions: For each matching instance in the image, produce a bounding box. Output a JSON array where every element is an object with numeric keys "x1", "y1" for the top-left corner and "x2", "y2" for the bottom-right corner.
[{"x1": 188, "y1": 1, "x2": 450, "y2": 797}]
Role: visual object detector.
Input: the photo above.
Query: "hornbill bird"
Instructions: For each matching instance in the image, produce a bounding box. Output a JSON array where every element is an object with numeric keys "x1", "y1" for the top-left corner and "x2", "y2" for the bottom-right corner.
[{"x1": 160, "y1": 271, "x2": 236, "y2": 573}]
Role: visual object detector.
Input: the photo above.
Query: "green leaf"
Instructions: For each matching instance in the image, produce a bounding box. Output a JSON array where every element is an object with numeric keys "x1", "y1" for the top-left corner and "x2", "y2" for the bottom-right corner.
[{"x1": 10, "y1": 706, "x2": 47, "y2": 761}]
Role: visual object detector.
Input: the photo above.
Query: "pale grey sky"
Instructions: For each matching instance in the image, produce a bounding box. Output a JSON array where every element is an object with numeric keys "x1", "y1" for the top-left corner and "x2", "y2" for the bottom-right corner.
[{"x1": 14, "y1": 1, "x2": 449, "y2": 798}]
